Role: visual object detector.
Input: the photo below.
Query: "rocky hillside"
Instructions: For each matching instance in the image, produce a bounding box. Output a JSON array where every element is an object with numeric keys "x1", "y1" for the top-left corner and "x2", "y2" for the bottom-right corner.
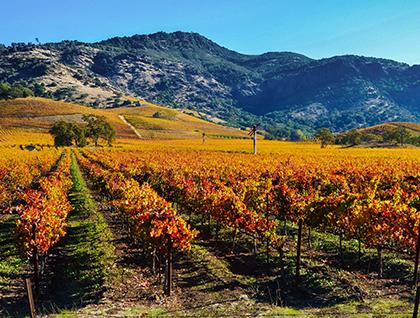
[{"x1": 1, "y1": 31, "x2": 420, "y2": 138}]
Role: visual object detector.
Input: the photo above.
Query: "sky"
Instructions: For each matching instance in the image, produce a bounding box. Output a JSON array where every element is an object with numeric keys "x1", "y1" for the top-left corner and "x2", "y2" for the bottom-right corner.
[{"x1": 2, "y1": 0, "x2": 420, "y2": 64}]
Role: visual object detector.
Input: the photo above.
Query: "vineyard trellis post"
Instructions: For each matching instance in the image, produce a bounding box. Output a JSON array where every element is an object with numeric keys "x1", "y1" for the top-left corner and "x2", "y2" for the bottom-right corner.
[
  {"x1": 32, "y1": 224, "x2": 40, "y2": 297},
  {"x1": 307, "y1": 227, "x2": 311, "y2": 249},
  {"x1": 413, "y1": 225, "x2": 420, "y2": 287},
  {"x1": 377, "y1": 246, "x2": 383, "y2": 279},
  {"x1": 295, "y1": 218, "x2": 303, "y2": 286},
  {"x1": 165, "y1": 237, "x2": 173, "y2": 296},
  {"x1": 413, "y1": 285, "x2": 420, "y2": 318},
  {"x1": 25, "y1": 278, "x2": 36, "y2": 318}
]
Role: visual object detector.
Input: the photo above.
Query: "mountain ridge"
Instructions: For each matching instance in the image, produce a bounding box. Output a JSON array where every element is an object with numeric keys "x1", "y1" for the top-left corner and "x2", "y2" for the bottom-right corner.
[{"x1": 1, "y1": 31, "x2": 419, "y2": 138}]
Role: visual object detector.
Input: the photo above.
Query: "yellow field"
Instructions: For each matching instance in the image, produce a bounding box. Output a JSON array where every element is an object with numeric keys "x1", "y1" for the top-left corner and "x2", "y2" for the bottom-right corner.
[
  {"x1": 108, "y1": 102, "x2": 248, "y2": 139},
  {"x1": 113, "y1": 138, "x2": 420, "y2": 161},
  {"x1": 0, "y1": 126, "x2": 53, "y2": 145},
  {"x1": 0, "y1": 98, "x2": 248, "y2": 144},
  {"x1": 0, "y1": 98, "x2": 137, "y2": 140}
]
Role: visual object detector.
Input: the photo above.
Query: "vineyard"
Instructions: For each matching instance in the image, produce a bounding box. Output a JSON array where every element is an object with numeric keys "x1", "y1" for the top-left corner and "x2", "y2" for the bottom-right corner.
[{"x1": 0, "y1": 140, "x2": 419, "y2": 317}]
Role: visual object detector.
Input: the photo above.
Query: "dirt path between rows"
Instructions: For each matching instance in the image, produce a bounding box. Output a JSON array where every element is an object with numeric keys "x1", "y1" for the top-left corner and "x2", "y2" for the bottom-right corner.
[{"x1": 118, "y1": 115, "x2": 142, "y2": 139}]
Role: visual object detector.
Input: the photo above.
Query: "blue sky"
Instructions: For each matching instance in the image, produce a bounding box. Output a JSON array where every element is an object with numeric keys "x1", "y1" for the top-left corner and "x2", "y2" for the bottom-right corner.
[{"x1": 2, "y1": 0, "x2": 420, "y2": 64}]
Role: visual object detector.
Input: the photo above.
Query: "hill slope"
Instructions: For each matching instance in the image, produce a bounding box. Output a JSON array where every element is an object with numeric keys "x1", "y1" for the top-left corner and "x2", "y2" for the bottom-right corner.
[
  {"x1": 359, "y1": 122, "x2": 420, "y2": 137},
  {"x1": 1, "y1": 32, "x2": 420, "y2": 137},
  {"x1": 0, "y1": 98, "x2": 248, "y2": 143}
]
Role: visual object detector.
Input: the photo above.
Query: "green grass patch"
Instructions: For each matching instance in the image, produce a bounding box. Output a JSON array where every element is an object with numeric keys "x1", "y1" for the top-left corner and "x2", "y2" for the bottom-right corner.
[
  {"x1": 46, "y1": 151, "x2": 116, "y2": 310},
  {"x1": 190, "y1": 244, "x2": 256, "y2": 286},
  {"x1": 0, "y1": 215, "x2": 29, "y2": 317},
  {"x1": 267, "y1": 299, "x2": 411, "y2": 317}
]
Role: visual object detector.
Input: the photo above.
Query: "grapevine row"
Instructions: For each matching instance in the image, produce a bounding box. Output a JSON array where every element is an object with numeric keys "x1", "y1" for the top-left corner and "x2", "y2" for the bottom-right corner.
[
  {"x1": 86, "y1": 149, "x2": 420, "y2": 281},
  {"x1": 75, "y1": 151, "x2": 198, "y2": 295},
  {"x1": 15, "y1": 151, "x2": 72, "y2": 294}
]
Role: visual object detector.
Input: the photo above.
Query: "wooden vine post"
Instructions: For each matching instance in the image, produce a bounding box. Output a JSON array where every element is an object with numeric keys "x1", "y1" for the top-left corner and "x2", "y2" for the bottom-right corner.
[
  {"x1": 165, "y1": 237, "x2": 173, "y2": 296},
  {"x1": 295, "y1": 218, "x2": 303, "y2": 286},
  {"x1": 413, "y1": 225, "x2": 420, "y2": 287},
  {"x1": 377, "y1": 246, "x2": 383, "y2": 279},
  {"x1": 25, "y1": 278, "x2": 36, "y2": 318},
  {"x1": 266, "y1": 194, "x2": 270, "y2": 264},
  {"x1": 414, "y1": 285, "x2": 420, "y2": 318},
  {"x1": 32, "y1": 224, "x2": 40, "y2": 296}
]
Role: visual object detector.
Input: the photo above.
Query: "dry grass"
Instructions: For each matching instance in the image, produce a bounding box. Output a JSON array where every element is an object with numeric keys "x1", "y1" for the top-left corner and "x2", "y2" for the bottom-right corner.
[
  {"x1": 0, "y1": 98, "x2": 136, "y2": 139},
  {"x1": 109, "y1": 103, "x2": 247, "y2": 139},
  {"x1": 0, "y1": 98, "x2": 248, "y2": 143},
  {"x1": 360, "y1": 122, "x2": 420, "y2": 136}
]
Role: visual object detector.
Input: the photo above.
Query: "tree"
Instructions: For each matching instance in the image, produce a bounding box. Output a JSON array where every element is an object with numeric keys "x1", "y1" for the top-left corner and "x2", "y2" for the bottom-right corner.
[
  {"x1": 103, "y1": 122, "x2": 116, "y2": 146},
  {"x1": 152, "y1": 111, "x2": 162, "y2": 118},
  {"x1": 383, "y1": 126, "x2": 411, "y2": 146},
  {"x1": 32, "y1": 83, "x2": 46, "y2": 97},
  {"x1": 50, "y1": 121, "x2": 87, "y2": 147},
  {"x1": 314, "y1": 128, "x2": 334, "y2": 148},
  {"x1": 50, "y1": 121, "x2": 77, "y2": 146},
  {"x1": 82, "y1": 114, "x2": 116, "y2": 146},
  {"x1": 394, "y1": 126, "x2": 410, "y2": 146},
  {"x1": 72, "y1": 124, "x2": 87, "y2": 147},
  {"x1": 345, "y1": 128, "x2": 362, "y2": 146},
  {"x1": 0, "y1": 82, "x2": 34, "y2": 99}
]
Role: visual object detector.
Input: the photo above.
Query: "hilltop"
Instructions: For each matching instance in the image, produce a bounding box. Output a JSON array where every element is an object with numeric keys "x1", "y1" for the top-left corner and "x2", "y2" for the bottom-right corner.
[
  {"x1": 336, "y1": 121, "x2": 420, "y2": 147},
  {"x1": 0, "y1": 97, "x2": 248, "y2": 144},
  {"x1": 359, "y1": 122, "x2": 420, "y2": 136}
]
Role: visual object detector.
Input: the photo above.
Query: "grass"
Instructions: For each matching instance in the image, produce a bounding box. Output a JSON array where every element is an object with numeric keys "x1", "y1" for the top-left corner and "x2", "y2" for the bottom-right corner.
[
  {"x1": 43, "y1": 151, "x2": 116, "y2": 313},
  {"x1": 189, "y1": 243, "x2": 256, "y2": 287},
  {"x1": 0, "y1": 97, "x2": 247, "y2": 143},
  {"x1": 266, "y1": 299, "x2": 411, "y2": 317},
  {"x1": 0, "y1": 215, "x2": 29, "y2": 317},
  {"x1": 119, "y1": 306, "x2": 167, "y2": 317}
]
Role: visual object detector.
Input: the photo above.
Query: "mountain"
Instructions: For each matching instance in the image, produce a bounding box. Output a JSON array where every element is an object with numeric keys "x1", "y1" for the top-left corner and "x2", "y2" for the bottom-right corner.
[{"x1": 1, "y1": 31, "x2": 420, "y2": 138}]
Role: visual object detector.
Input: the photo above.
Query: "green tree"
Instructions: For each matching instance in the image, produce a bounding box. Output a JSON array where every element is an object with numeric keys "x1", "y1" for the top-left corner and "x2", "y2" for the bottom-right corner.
[
  {"x1": 50, "y1": 121, "x2": 77, "y2": 146},
  {"x1": 383, "y1": 126, "x2": 411, "y2": 146},
  {"x1": 50, "y1": 121, "x2": 87, "y2": 147},
  {"x1": 82, "y1": 114, "x2": 116, "y2": 146},
  {"x1": 0, "y1": 83, "x2": 34, "y2": 99},
  {"x1": 393, "y1": 126, "x2": 410, "y2": 146},
  {"x1": 314, "y1": 127, "x2": 335, "y2": 148},
  {"x1": 0, "y1": 83, "x2": 11, "y2": 99},
  {"x1": 72, "y1": 124, "x2": 87, "y2": 147},
  {"x1": 103, "y1": 122, "x2": 116, "y2": 146},
  {"x1": 32, "y1": 83, "x2": 46, "y2": 97},
  {"x1": 346, "y1": 128, "x2": 362, "y2": 146},
  {"x1": 152, "y1": 111, "x2": 162, "y2": 118}
]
